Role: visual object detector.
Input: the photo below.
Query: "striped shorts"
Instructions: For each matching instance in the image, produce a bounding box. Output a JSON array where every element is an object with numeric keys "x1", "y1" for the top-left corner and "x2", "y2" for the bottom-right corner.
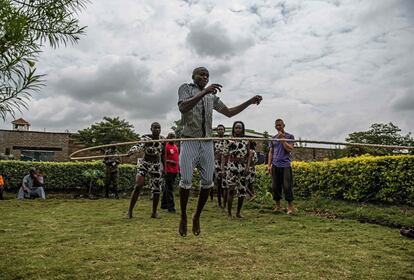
[{"x1": 179, "y1": 140, "x2": 214, "y2": 189}]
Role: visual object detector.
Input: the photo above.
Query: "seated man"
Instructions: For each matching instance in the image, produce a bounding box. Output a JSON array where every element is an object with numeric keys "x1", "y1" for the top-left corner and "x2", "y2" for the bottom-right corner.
[{"x1": 17, "y1": 167, "x2": 46, "y2": 200}]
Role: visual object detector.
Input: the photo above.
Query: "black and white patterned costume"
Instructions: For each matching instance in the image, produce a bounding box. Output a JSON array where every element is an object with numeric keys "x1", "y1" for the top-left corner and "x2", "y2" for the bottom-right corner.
[
  {"x1": 214, "y1": 138, "x2": 226, "y2": 177},
  {"x1": 128, "y1": 135, "x2": 165, "y2": 194},
  {"x1": 223, "y1": 139, "x2": 250, "y2": 197}
]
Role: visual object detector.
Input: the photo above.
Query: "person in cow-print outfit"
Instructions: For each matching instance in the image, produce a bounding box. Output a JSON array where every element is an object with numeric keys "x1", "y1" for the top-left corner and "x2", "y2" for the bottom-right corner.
[
  {"x1": 212, "y1": 124, "x2": 226, "y2": 208},
  {"x1": 126, "y1": 122, "x2": 165, "y2": 219},
  {"x1": 246, "y1": 142, "x2": 258, "y2": 201},
  {"x1": 222, "y1": 121, "x2": 252, "y2": 218}
]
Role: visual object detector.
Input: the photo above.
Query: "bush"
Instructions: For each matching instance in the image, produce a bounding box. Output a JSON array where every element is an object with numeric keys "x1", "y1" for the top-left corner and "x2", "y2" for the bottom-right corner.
[
  {"x1": 0, "y1": 160, "x2": 199, "y2": 194},
  {"x1": 254, "y1": 155, "x2": 414, "y2": 205},
  {"x1": 0, "y1": 160, "x2": 136, "y2": 192},
  {"x1": 2, "y1": 155, "x2": 413, "y2": 205}
]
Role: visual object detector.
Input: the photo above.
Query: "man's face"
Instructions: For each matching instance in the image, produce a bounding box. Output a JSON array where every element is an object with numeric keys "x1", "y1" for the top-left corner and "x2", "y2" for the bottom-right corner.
[
  {"x1": 275, "y1": 120, "x2": 285, "y2": 132},
  {"x1": 193, "y1": 68, "x2": 209, "y2": 89},
  {"x1": 151, "y1": 123, "x2": 161, "y2": 137},
  {"x1": 217, "y1": 126, "x2": 225, "y2": 137}
]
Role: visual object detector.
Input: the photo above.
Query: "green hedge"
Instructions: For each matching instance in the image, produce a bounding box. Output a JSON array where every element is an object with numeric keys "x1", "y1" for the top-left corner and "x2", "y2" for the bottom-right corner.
[
  {"x1": 255, "y1": 155, "x2": 414, "y2": 205},
  {"x1": 0, "y1": 160, "x2": 136, "y2": 192},
  {"x1": 1, "y1": 155, "x2": 413, "y2": 205}
]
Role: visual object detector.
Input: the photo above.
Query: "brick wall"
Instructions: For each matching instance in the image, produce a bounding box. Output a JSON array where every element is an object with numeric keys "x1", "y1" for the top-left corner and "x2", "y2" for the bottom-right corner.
[
  {"x1": 0, "y1": 129, "x2": 343, "y2": 163},
  {"x1": 0, "y1": 129, "x2": 70, "y2": 161},
  {"x1": 293, "y1": 147, "x2": 342, "y2": 161}
]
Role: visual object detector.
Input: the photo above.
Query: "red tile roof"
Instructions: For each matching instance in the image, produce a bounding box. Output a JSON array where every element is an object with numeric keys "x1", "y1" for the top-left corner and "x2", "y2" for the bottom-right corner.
[{"x1": 12, "y1": 118, "x2": 30, "y2": 125}]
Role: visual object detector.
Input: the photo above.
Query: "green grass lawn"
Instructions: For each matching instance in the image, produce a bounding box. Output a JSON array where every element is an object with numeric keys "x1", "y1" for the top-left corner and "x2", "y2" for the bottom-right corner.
[{"x1": 1, "y1": 198, "x2": 413, "y2": 280}]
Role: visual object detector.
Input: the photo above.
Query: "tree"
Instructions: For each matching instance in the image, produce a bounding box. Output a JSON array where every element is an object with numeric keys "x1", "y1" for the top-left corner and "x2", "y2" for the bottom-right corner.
[
  {"x1": 0, "y1": 0, "x2": 88, "y2": 120},
  {"x1": 82, "y1": 169, "x2": 104, "y2": 198},
  {"x1": 171, "y1": 119, "x2": 183, "y2": 138},
  {"x1": 262, "y1": 130, "x2": 270, "y2": 154},
  {"x1": 345, "y1": 122, "x2": 414, "y2": 156},
  {"x1": 75, "y1": 117, "x2": 139, "y2": 150}
]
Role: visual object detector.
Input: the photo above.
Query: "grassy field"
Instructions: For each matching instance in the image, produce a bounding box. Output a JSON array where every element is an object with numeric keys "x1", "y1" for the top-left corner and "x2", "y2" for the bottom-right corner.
[{"x1": 1, "y1": 197, "x2": 413, "y2": 280}]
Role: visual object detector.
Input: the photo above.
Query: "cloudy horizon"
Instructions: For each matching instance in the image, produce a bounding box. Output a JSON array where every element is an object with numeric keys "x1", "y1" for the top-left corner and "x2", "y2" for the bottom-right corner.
[{"x1": 2, "y1": 0, "x2": 413, "y2": 143}]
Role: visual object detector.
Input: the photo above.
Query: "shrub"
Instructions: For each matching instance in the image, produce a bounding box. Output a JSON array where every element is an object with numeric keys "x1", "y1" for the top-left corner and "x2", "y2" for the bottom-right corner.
[
  {"x1": 0, "y1": 160, "x2": 136, "y2": 192},
  {"x1": 254, "y1": 155, "x2": 414, "y2": 205}
]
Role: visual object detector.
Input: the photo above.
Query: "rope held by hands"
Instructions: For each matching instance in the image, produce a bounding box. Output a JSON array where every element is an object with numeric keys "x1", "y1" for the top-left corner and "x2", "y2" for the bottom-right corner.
[{"x1": 69, "y1": 137, "x2": 414, "y2": 161}]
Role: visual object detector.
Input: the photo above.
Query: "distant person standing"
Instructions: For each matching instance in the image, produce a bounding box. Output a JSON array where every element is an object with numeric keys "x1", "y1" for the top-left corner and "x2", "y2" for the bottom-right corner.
[
  {"x1": 267, "y1": 119, "x2": 296, "y2": 214},
  {"x1": 103, "y1": 146, "x2": 121, "y2": 199},
  {"x1": 0, "y1": 174, "x2": 4, "y2": 200},
  {"x1": 161, "y1": 133, "x2": 180, "y2": 213},
  {"x1": 126, "y1": 122, "x2": 165, "y2": 219},
  {"x1": 222, "y1": 121, "x2": 251, "y2": 218},
  {"x1": 213, "y1": 124, "x2": 226, "y2": 208}
]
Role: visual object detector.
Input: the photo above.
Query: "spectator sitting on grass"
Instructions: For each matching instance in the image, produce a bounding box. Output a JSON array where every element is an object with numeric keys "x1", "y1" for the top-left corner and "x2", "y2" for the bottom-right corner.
[{"x1": 17, "y1": 167, "x2": 46, "y2": 200}]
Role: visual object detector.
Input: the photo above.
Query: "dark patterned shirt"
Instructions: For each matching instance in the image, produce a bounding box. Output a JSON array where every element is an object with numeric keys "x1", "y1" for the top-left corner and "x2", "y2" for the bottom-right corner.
[
  {"x1": 103, "y1": 149, "x2": 121, "y2": 172},
  {"x1": 214, "y1": 138, "x2": 226, "y2": 156},
  {"x1": 128, "y1": 135, "x2": 165, "y2": 158},
  {"x1": 178, "y1": 83, "x2": 226, "y2": 138}
]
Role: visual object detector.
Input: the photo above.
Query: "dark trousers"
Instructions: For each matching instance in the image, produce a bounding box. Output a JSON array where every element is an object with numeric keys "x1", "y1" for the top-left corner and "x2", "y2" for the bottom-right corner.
[
  {"x1": 104, "y1": 170, "x2": 118, "y2": 197},
  {"x1": 161, "y1": 172, "x2": 177, "y2": 210},
  {"x1": 271, "y1": 166, "x2": 294, "y2": 202}
]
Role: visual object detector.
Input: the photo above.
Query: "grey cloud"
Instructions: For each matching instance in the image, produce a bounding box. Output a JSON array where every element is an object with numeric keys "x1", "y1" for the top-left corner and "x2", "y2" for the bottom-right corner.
[
  {"x1": 209, "y1": 64, "x2": 232, "y2": 77},
  {"x1": 392, "y1": 91, "x2": 414, "y2": 111},
  {"x1": 48, "y1": 57, "x2": 177, "y2": 119},
  {"x1": 186, "y1": 20, "x2": 254, "y2": 58},
  {"x1": 52, "y1": 58, "x2": 151, "y2": 102},
  {"x1": 2, "y1": 0, "x2": 414, "y2": 141}
]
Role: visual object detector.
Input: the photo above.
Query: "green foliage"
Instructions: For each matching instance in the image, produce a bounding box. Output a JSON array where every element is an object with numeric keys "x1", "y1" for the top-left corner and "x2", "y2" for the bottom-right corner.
[
  {"x1": 261, "y1": 130, "x2": 270, "y2": 155},
  {"x1": 82, "y1": 169, "x2": 104, "y2": 192},
  {"x1": 0, "y1": 0, "x2": 88, "y2": 120},
  {"x1": 0, "y1": 160, "x2": 136, "y2": 192},
  {"x1": 345, "y1": 123, "x2": 414, "y2": 156},
  {"x1": 171, "y1": 119, "x2": 183, "y2": 138},
  {"x1": 254, "y1": 155, "x2": 414, "y2": 205},
  {"x1": 2, "y1": 155, "x2": 413, "y2": 206},
  {"x1": 75, "y1": 116, "x2": 139, "y2": 152}
]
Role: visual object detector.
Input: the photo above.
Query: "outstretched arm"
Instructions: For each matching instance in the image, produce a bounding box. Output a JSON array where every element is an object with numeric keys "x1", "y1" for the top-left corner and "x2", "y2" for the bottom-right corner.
[{"x1": 216, "y1": 95, "x2": 262, "y2": 117}]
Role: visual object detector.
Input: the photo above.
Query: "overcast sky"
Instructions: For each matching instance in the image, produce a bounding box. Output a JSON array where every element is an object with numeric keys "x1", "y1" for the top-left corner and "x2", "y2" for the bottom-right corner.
[{"x1": 2, "y1": 0, "x2": 414, "y2": 142}]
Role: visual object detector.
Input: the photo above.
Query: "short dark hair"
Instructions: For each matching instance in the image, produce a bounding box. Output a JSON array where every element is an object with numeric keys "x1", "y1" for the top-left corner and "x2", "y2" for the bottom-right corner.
[
  {"x1": 232, "y1": 121, "x2": 245, "y2": 137},
  {"x1": 192, "y1": 67, "x2": 208, "y2": 79},
  {"x1": 275, "y1": 118, "x2": 284, "y2": 123},
  {"x1": 151, "y1": 122, "x2": 161, "y2": 128},
  {"x1": 217, "y1": 124, "x2": 225, "y2": 129}
]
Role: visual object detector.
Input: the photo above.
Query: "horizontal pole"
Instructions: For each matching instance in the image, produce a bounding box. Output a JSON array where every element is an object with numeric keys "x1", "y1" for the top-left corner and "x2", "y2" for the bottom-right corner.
[{"x1": 69, "y1": 137, "x2": 414, "y2": 161}]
